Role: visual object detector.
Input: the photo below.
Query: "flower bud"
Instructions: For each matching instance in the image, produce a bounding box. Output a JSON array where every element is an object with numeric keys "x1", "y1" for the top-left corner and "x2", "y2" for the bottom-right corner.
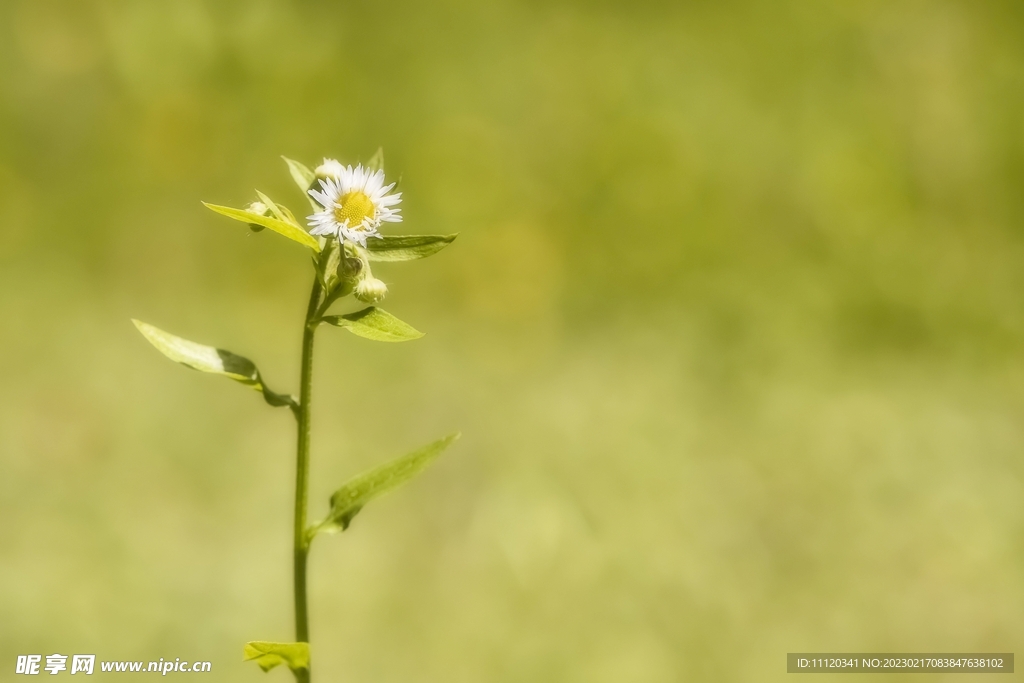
[
  {"x1": 245, "y1": 201, "x2": 269, "y2": 232},
  {"x1": 354, "y1": 277, "x2": 388, "y2": 303},
  {"x1": 338, "y1": 257, "x2": 362, "y2": 280},
  {"x1": 323, "y1": 256, "x2": 361, "y2": 300},
  {"x1": 314, "y1": 158, "x2": 344, "y2": 182}
]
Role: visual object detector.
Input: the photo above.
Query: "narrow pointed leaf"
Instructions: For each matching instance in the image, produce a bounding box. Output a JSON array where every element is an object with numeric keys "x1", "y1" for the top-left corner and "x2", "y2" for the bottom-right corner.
[
  {"x1": 203, "y1": 202, "x2": 320, "y2": 251},
  {"x1": 321, "y1": 307, "x2": 423, "y2": 342},
  {"x1": 254, "y1": 190, "x2": 299, "y2": 227},
  {"x1": 315, "y1": 239, "x2": 343, "y2": 292},
  {"x1": 366, "y1": 147, "x2": 385, "y2": 172},
  {"x1": 316, "y1": 433, "x2": 459, "y2": 535},
  {"x1": 282, "y1": 156, "x2": 315, "y2": 192},
  {"x1": 282, "y1": 157, "x2": 321, "y2": 211},
  {"x1": 243, "y1": 642, "x2": 310, "y2": 673},
  {"x1": 132, "y1": 320, "x2": 296, "y2": 409},
  {"x1": 365, "y1": 234, "x2": 458, "y2": 262}
]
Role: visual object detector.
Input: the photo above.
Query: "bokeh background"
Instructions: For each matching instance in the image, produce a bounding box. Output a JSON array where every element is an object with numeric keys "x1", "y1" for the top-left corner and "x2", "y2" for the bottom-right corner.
[{"x1": 2, "y1": 1, "x2": 1024, "y2": 680}]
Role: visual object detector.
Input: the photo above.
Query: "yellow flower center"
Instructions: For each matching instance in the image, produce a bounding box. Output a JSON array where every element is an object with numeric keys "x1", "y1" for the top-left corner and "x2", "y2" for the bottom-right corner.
[{"x1": 333, "y1": 191, "x2": 375, "y2": 230}]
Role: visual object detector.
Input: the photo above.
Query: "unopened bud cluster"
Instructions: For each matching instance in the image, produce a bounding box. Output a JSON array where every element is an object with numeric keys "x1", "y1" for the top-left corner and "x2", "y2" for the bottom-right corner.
[
  {"x1": 246, "y1": 200, "x2": 270, "y2": 232},
  {"x1": 355, "y1": 277, "x2": 388, "y2": 303}
]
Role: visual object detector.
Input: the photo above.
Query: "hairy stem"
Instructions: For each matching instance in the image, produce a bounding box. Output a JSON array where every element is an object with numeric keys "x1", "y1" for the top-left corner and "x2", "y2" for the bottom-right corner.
[{"x1": 293, "y1": 272, "x2": 322, "y2": 683}]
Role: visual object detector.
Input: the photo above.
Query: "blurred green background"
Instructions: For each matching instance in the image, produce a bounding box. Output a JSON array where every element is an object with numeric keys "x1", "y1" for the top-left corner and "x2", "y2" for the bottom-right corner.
[{"x1": 2, "y1": 0, "x2": 1024, "y2": 680}]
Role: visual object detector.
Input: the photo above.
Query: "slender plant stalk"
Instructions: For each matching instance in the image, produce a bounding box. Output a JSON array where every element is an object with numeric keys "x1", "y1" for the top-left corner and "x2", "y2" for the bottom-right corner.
[
  {"x1": 135, "y1": 159, "x2": 457, "y2": 679},
  {"x1": 293, "y1": 272, "x2": 323, "y2": 683}
]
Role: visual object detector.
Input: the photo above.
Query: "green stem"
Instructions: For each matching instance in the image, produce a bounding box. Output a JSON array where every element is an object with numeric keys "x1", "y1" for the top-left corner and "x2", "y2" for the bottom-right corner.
[{"x1": 293, "y1": 271, "x2": 322, "y2": 683}]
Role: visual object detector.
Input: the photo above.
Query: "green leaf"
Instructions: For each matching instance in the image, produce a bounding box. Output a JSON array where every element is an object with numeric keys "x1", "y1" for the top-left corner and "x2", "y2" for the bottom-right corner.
[
  {"x1": 321, "y1": 307, "x2": 423, "y2": 342},
  {"x1": 203, "y1": 202, "x2": 320, "y2": 251},
  {"x1": 315, "y1": 239, "x2": 343, "y2": 292},
  {"x1": 315, "y1": 433, "x2": 459, "y2": 535},
  {"x1": 132, "y1": 320, "x2": 296, "y2": 410},
  {"x1": 254, "y1": 190, "x2": 300, "y2": 227},
  {"x1": 282, "y1": 156, "x2": 315, "y2": 192},
  {"x1": 282, "y1": 157, "x2": 321, "y2": 211},
  {"x1": 366, "y1": 147, "x2": 385, "y2": 172},
  {"x1": 365, "y1": 234, "x2": 458, "y2": 262},
  {"x1": 243, "y1": 642, "x2": 310, "y2": 673}
]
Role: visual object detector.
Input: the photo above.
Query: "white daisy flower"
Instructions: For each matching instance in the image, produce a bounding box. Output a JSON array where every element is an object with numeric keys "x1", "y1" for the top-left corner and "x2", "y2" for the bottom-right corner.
[{"x1": 307, "y1": 161, "x2": 402, "y2": 246}]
